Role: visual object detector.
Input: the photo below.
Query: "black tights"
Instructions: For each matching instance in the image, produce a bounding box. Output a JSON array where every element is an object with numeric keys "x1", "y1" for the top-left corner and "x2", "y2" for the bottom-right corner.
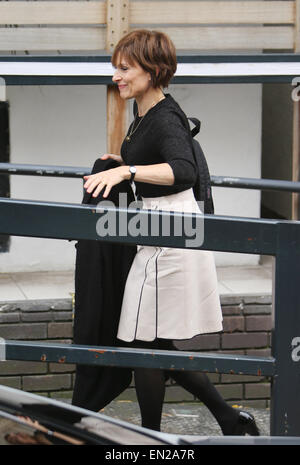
[
  {"x1": 134, "y1": 368, "x2": 239, "y2": 433},
  {"x1": 169, "y1": 370, "x2": 239, "y2": 434},
  {"x1": 132, "y1": 340, "x2": 239, "y2": 433},
  {"x1": 135, "y1": 368, "x2": 167, "y2": 431}
]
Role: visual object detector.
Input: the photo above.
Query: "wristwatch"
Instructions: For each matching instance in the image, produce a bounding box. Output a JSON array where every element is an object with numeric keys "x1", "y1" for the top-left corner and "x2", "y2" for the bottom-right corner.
[{"x1": 129, "y1": 166, "x2": 137, "y2": 183}]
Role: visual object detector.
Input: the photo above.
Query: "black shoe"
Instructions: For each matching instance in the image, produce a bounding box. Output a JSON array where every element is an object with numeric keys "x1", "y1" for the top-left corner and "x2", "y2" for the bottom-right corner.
[{"x1": 229, "y1": 410, "x2": 260, "y2": 436}]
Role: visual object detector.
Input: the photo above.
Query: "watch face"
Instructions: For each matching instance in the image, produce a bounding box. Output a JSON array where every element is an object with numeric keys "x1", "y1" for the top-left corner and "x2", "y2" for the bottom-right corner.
[{"x1": 130, "y1": 166, "x2": 137, "y2": 174}]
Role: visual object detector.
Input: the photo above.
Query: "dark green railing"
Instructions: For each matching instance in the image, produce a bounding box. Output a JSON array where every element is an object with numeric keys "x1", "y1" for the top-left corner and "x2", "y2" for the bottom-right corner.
[{"x1": 0, "y1": 163, "x2": 300, "y2": 437}]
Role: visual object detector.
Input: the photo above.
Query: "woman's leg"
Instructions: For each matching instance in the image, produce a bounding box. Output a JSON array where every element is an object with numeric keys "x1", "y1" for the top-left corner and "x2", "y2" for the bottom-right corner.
[
  {"x1": 133, "y1": 339, "x2": 258, "y2": 435},
  {"x1": 134, "y1": 365, "x2": 239, "y2": 434},
  {"x1": 168, "y1": 370, "x2": 240, "y2": 435},
  {"x1": 132, "y1": 339, "x2": 233, "y2": 433},
  {"x1": 134, "y1": 367, "x2": 167, "y2": 431},
  {"x1": 162, "y1": 339, "x2": 255, "y2": 435}
]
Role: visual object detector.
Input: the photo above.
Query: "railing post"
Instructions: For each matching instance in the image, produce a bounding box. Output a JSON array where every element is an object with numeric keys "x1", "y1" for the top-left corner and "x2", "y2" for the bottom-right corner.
[
  {"x1": 0, "y1": 82, "x2": 10, "y2": 252},
  {"x1": 271, "y1": 222, "x2": 300, "y2": 435},
  {"x1": 292, "y1": 0, "x2": 300, "y2": 219}
]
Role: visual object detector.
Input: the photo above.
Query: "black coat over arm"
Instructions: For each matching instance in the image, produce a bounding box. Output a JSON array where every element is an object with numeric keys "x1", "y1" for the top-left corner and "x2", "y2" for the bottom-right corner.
[{"x1": 71, "y1": 158, "x2": 137, "y2": 412}]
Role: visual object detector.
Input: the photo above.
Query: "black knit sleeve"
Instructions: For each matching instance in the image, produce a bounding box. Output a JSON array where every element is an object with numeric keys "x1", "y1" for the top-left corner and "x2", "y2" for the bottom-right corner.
[{"x1": 153, "y1": 110, "x2": 197, "y2": 186}]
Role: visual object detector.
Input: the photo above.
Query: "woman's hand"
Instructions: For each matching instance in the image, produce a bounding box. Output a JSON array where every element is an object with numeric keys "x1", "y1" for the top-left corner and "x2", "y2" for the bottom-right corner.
[
  {"x1": 100, "y1": 153, "x2": 124, "y2": 165},
  {"x1": 83, "y1": 165, "x2": 128, "y2": 199},
  {"x1": 83, "y1": 161, "x2": 175, "y2": 199}
]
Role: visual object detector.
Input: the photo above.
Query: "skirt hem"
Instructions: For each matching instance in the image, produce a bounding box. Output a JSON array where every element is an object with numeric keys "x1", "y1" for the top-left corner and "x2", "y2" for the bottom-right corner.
[{"x1": 117, "y1": 322, "x2": 223, "y2": 343}]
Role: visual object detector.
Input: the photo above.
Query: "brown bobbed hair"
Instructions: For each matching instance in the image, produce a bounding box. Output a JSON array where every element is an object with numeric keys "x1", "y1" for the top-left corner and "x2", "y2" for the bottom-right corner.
[{"x1": 112, "y1": 30, "x2": 177, "y2": 88}]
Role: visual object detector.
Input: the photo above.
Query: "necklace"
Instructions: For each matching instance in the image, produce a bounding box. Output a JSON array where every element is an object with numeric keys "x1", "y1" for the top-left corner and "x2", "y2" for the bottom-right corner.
[
  {"x1": 125, "y1": 95, "x2": 165, "y2": 142},
  {"x1": 125, "y1": 113, "x2": 145, "y2": 142}
]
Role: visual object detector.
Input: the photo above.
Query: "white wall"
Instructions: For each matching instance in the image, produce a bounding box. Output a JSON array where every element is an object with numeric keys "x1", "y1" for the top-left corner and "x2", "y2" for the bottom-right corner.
[
  {"x1": 2, "y1": 85, "x2": 106, "y2": 272},
  {"x1": 0, "y1": 83, "x2": 262, "y2": 272}
]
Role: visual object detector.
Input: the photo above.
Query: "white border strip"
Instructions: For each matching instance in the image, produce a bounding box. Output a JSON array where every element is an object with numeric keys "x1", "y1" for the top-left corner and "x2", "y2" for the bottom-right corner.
[
  {"x1": 0, "y1": 62, "x2": 299, "y2": 77},
  {"x1": 0, "y1": 338, "x2": 6, "y2": 361},
  {"x1": 178, "y1": 62, "x2": 300, "y2": 77}
]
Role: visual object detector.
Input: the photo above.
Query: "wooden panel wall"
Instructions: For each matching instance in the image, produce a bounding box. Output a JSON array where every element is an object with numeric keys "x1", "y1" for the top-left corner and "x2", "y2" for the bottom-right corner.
[{"x1": 0, "y1": 0, "x2": 297, "y2": 52}]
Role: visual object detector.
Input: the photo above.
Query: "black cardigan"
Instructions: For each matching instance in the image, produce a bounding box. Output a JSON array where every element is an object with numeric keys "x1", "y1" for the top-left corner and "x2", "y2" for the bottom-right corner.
[{"x1": 121, "y1": 94, "x2": 197, "y2": 198}]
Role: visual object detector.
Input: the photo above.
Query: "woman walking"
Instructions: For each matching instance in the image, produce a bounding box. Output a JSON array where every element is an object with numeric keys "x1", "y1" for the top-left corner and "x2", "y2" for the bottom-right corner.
[{"x1": 83, "y1": 29, "x2": 259, "y2": 436}]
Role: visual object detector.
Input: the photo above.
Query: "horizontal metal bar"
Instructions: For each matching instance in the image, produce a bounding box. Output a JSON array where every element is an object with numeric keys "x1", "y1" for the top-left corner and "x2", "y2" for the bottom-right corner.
[
  {"x1": 211, "y1": 175, "x2": 300, "y2": 193},
  {"x1": 1, "y1": 76, "x2": 114, "y2": 86},
  {"x1": 2, "y1": 75, "x2": 297, "y2": 85},
  {"x1": 1, "y1": 53, "x2": 299, "y2": 84},
  {"x1": 0, "y1": 53, "x2": 299, "y2": 63},
  {"x1": 0, "y1": 162, "x2": 91, "y2": 178},
  {"x1": 0, "y1": 197, "x2": 280, "y2": 254},
  {"x1": 3, "y1": 340, "x2": 276, "y2": 377},
  {"x1": 1, "y1": 163, "x2": 300, "y2": 193}
]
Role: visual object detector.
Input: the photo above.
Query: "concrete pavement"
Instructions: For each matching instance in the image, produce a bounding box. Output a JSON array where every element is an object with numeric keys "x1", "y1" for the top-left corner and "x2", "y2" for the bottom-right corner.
[
  {"x1": 100, "y1": 400, "x2": 270, "y2": 436},
  {"x1": 0, "y1": 257, "x2": 273, "y2": 301}
]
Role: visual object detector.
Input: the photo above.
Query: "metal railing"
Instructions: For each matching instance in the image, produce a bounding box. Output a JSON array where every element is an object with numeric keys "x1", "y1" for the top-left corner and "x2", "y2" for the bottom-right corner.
[
  {"x1": 1, "y1": 163, "x2": 300, "y2": 437},
  {"x1": 1, "y1": 161, "x2": 300, "y2": 192}
]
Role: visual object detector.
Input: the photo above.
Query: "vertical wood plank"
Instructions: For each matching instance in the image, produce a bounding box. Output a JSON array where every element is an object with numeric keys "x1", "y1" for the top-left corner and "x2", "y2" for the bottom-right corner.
[
  {"x1": 106, "y1": 0, "x2": 130, "y2": 53},
  {"x1": 294, "y1": 0, "x2": 300, "y2": 49},
  {"x1": 292, "y1": 0, "x2": 300, "y2": 219},
  {"x1": 106, "y1": 0, "x2": 130, "y2": 155},
  {"x1": 106, "y1": 85, "x2": 128, "y2": 155}
]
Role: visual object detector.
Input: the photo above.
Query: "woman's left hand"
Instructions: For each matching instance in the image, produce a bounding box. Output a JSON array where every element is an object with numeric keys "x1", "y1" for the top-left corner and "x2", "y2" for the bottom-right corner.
[{"x1": 83, "y1": 166, "x2": 127, "y2": 199}]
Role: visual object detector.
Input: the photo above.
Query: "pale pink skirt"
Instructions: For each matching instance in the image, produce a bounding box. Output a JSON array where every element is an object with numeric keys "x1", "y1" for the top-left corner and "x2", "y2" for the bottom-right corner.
[{"x1": 117, "y1": 188, "x2": 223, "y2": 342}]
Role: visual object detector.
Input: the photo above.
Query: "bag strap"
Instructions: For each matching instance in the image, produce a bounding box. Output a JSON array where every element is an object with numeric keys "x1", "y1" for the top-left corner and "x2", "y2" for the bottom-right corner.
[{"x1": 187, "y1": 117, "x2": 201, "y2": 138}]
